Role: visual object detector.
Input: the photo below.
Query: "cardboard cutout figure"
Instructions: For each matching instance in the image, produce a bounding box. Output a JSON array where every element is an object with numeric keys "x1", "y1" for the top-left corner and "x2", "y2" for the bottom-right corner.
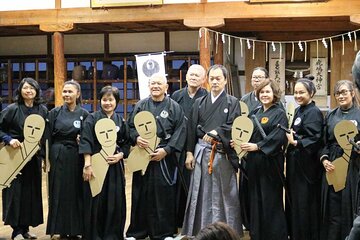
[
  {"x1": 239, "y1": 101, "x2": 249, "y2": 117},
  {"x1": 326, "y1": 120, "x2": 358, "y2": 192},
  {"x1": 287, "y1": 102, "x2": 295, "y2": 128},
  {"x1": 0, "y1": 114, "x2": 45, "y2": 189},
  {"x1": 231, "y1": 116, "x2": 254, "y2": 159},
  {"x1": 89, "y1": 118, "x2": 117, "y2": 197},
  {"x1": 127, "y1": 111, "x2": 159, "y2": 174}
]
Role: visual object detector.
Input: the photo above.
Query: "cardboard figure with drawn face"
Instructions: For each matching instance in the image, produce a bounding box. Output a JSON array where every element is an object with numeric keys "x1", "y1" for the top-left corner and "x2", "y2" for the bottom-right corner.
[
  {"x1": 239, "y1": 101, "x2": 249, "y2": 117},
  {"x1": 89, "y1": 118, "x2": 117, "y2": 197},
  {"x1": 0, "y1": 114, "x2": 45, "y2": 189},
  {"x1": 127, "y1": 111, "x2": 159, "y2": 174},
  {"x1": 231, "y1": 116, "x2": 254, "y2": 159},
  {"x1": 326, "y1": 120, "x2": 358, "y2": 192}
]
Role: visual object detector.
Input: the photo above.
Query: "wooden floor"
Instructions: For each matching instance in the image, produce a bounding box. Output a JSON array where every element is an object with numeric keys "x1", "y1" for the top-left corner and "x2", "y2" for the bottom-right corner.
[{"x1": 0, "y1": 165, "x2": 249, "y2": 240}]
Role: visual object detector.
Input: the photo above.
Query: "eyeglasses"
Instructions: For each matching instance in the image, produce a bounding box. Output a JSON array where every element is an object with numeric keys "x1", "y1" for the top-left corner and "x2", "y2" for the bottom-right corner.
[
  {"x1": 334, "y1": 89, "x2": 352, "y2": 97},
  {"x1": 252, "y1": 76, "x2": 265, "y2": 80}
]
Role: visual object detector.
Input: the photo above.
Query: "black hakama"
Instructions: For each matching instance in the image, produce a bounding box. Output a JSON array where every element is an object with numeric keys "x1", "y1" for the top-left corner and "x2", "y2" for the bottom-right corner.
[
  {"x1": 320, "y1": 106, "x2": 360, "y2": 240},
  {"x1": 46, "y1": 105, "x2": 89, "y2": 236},
  {"x1": 126, "y1": 96, "x2": 186, "y2": 240},
  {"x1": 285, "y1": 101, "x2": 323, "y2": 240},
  {"x1": 0, "y1": 103, "x2": 47, "y2": 234},
  {"x1": 246, "y1": 104, "x2": 288, "y2": 240},
  {"x1": 79, "y1": 110, "x2": 129, "y2": 240},
  {"x1": 171, "y1": 86, "x2": 207, "y2": 227}
]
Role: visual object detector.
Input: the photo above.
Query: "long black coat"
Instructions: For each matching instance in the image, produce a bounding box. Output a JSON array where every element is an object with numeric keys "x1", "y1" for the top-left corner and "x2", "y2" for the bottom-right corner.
[
  {"x1": 79, "y1": 110, "x2": 129, "y2": 240},
  {"x1": 0, "y1": 103, "x2": 47, "y2": 227},
  {"x1": 320, "y1": 106, "x2": 360, "y2": 240},
  {"x1": 246, "y1": 104, "x2": 288, "y2": 240},
  {"x1": 45, "y1": 104, "x2": 89, "y2": 236},
  {"x1": 286, "y1": 101, "x2": 323, "y2": 240},
  {"x1": 126, "y1": 96, "x2": 186, "y2": 240}
]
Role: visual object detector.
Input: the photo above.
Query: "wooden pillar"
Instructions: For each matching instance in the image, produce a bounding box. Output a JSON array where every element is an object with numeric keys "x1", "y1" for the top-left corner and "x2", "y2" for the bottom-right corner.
[
  {"x1": 53, "y1": 32, "x2": 66, "y2": 107},
  {"x1": 200, "y1": 28, "x2": 211, "y2": 88},
  {"x1": 244, "y1": 42, "x2": 266, "y2": 93},
  {"x1": 213, "y1": 33, "x2": 223, "y2": 65}
]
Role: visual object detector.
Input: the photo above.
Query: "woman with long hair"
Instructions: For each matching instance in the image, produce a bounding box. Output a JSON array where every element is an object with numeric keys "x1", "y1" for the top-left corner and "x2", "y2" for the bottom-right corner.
[{"x1": 320, "y1": 80, "x2": 360, "y2": 240}]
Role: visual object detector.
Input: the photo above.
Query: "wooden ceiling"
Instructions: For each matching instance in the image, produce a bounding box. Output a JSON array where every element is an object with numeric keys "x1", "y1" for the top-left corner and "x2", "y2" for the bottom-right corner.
[
  {"x1": 0, "y1": 16, "x2": 357, "y2": 41},
  {"x1": 0, "y1": 0, "x2": 359, "y2": 41}
]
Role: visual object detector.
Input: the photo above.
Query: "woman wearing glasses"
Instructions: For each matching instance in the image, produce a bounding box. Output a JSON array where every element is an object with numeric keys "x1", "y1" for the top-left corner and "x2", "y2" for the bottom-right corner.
[
  {"x1": 320, "y1": 80, "x2": 360, "y2": 240},
  {"x1": 241, "y1": 67, "x2": 269, "y2": 113}
]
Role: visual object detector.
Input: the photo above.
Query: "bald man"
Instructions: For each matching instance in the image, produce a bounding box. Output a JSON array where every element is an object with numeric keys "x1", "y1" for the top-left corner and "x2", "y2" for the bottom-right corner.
[
  {"x1": 127, "y1": 74, "x2": 187, "y2": 240},
  {"x1": 171, "y1": 64, "x2": 208, "y2": 228}
]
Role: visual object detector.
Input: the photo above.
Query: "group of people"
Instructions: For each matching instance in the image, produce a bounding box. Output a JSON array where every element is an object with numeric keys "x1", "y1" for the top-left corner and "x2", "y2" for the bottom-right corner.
[{"x1": 2, "y1": 52, "x2": 360, "y2": 240}]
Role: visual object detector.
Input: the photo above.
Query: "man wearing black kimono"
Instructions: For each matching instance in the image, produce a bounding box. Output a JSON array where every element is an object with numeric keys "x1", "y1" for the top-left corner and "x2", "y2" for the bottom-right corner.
[
  {"x1": 171, "y1": 64, "x2": 207, "y2": 227},
  {"x1": 126, "y1": 74, "x2": 186, "y2": 240},
  {"x1": 182, "y1": 64, "x2": 243, "y2": 237}
]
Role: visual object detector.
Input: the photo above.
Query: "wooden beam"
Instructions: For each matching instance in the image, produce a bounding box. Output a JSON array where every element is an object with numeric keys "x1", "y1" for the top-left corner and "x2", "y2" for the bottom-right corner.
[
  {"x1": 0, "y1": 0, "x2": 360, "y2": 27},
  {"x1": 250, "y1": 0, "x2": 326, "y2": 2},
  {"x1": 184, "y1": 18, "x2": 225, "y2": 28},
  {"x1": 350, "y1": 14, "x2": 360, "y2": 26},
  {"x1": 39, "y1": 23, "x2": 74, "y2": 32}
]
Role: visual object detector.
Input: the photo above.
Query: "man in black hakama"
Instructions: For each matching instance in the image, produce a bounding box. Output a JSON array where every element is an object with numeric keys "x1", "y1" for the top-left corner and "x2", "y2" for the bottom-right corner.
[
  {"x1": 182, "y1": 65, "x2": 242, "y2": 237},
  {"x1": 126, "y1": 74, "x2": 186, "y2": 240},
  {"x1": 170, "y1": 64, "x2": 207, "y2": 227}
]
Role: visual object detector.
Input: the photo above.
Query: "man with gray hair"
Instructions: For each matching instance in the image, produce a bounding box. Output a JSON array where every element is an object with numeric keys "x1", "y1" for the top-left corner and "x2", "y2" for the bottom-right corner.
[
  {"x1": 171, "y1": 64, "x2": 208, "y2": 228},
  {"x1": 126, "y1": 74, "x2": 187, "y2": 240}
]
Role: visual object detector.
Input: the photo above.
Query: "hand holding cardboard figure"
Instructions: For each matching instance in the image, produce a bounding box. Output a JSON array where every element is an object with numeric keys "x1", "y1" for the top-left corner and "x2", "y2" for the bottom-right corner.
[
  {"x1": 326, "y1": 120, "x2": 358, "y2": 192},
  {"x1": 0, "y1": 114, "x2": 45, "y2": 189},
  {"x1": 127, "y1": 111, "x2": 159, "y2": 174},
  {"x1": 231, "y1": 116, "x2": 254, "y2": 159},
  {"x1": 89, "y1": 118, "x2": 117, "y2": 197}
]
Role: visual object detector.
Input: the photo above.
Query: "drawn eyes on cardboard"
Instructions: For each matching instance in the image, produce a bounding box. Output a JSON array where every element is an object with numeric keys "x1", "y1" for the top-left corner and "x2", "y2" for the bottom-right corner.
[
  {"x1": 138, "y1": 121, "x2": 154, "y2": 135},
  {"x1": 26, "y1": 125, "x2": 41, "y2": 139},
  {"x1": 235, "y1": 127, "x2": 250, "y2": 142},
  {"x1": 99, "y1": 129, "x2": 114, "y2": 143}
]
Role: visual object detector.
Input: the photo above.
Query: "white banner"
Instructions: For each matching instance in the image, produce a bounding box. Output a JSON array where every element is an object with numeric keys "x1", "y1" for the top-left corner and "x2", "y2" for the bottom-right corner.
[{"x1": 135, "y1": 53, "x2": 166, "y2": 99}]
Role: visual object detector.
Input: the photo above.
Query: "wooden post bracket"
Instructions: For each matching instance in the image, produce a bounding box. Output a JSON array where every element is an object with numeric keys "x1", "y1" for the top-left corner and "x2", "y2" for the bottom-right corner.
[
  {"x1": 39, "y1": 23, "x2": 74, "y2": 32},
  {"x1": 184, "y1": 18, "x2": 225, "y2": 28},
  {"x1": 351, "y1": 14, "x2": 360, "y2": 26}
]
